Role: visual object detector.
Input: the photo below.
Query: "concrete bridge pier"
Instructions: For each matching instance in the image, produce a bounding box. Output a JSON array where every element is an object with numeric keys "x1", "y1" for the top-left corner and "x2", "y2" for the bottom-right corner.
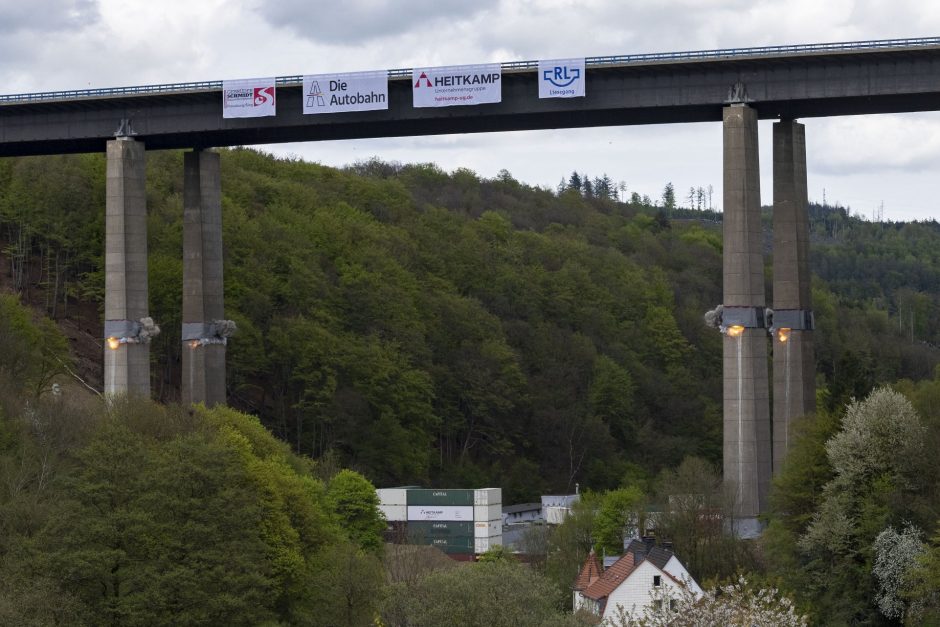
[
  {"x1": 771, "y1": 120, "x2": 815, "y2": 473},
  {"x1": 722, "y1": 104, "x2": 771, "y2": 526},
  {"x1": 181, "y1": 149, "x2": 228, "y2": 407},
  {"x1": 104, "y1": 137, "x2": 154, "y2": 397}
]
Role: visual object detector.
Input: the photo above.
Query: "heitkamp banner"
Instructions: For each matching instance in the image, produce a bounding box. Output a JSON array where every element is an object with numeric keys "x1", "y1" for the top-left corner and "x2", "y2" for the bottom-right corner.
[
  {"x1": 412, "y1": 64, "x2": 501, "y2": 108},
  {"x1": 538, "y1": 58, "x2": 585, "y2": 99},
  {"x1": 222, "y1": 78, "x2": 276, "y2": 118},
  {"x1": 303, "y1": 71, "x2": 388, "y2": 114}
]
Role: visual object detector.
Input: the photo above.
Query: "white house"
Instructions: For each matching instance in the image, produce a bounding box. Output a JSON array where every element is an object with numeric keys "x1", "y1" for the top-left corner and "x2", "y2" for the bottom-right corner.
[{"x1": 573, "y1": 541, "x2": 702, "y2": 623}]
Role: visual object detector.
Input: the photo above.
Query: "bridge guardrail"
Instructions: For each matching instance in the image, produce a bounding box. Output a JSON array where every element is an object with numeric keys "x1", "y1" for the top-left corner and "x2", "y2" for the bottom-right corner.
[{"x1": 2, "y1": 36, "x2": 938, "y2": 104}]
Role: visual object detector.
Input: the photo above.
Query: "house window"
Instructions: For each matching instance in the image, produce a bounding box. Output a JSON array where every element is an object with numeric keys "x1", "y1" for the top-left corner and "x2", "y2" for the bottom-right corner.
[
  {"x1": 653, "y1": 575, "x2": 661, "y2": 587},
  {"x1": 653, "y1": 599, "x2": 663, "y2": 610},
  {"x1": 670, "y1": 599, "x2": 678, "y2": 611}
]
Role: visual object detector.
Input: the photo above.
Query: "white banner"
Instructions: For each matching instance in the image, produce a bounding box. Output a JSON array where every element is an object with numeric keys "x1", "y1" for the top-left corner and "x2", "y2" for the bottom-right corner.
[
  {"x1": 538, "y1": 58, "x2": 586, "y2": 99},
  {"x1": 407, "y1": 505, "x2": 474, "y2": 521},
  {"x1": 222, "y1": 78, "x2": 276, "y2": 118},
  {"x1": 413, "y1": 63, "x2": 501, "y2": 108},
  {"x1": 303, "y1": 71, "x2": 388, "y2": 114}
]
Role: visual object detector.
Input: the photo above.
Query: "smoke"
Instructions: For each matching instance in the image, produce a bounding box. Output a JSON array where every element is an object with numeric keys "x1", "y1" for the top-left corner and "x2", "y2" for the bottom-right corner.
[
  {"x1": 212, "y1": 319, "x2": 237, "y2": 339},
  {"x1": 704, "y1": 304, "x2": 723, "y2": 329},
  {"x1": 137, "y1": 317, "x2": 161, "y2": 343}
]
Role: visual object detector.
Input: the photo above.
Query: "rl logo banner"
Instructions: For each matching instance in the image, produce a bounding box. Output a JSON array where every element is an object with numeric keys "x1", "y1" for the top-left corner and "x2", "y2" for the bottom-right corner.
[
  {"x1": 538, "y1": 58, "x2": 586, "y2": 99},
  {"x1": 222, "y1": 78, "x2": 277, "y2": 118}
]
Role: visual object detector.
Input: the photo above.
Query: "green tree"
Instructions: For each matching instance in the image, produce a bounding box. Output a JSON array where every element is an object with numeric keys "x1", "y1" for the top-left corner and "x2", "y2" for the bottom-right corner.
[
  {"x1": 40, "y1": 415, "x2": 278, "y2": 626},
  {"x1": 0, "y1": 400, "x2": 358, "y2": 626},
  {"x1": 544, "y1": 493, "x2": 597, "y2": 608},
  {"x1": 904, "y1": 525, "x2": 940, "y2": 625},
  {"x1": 0, "y1": 295, "x2": 69, "y2": 397},
  {"x1": 593, "y1": 486, "x2": 646, "y2": 555},
  {"x1": 327, "y1": 469, "x2": 386, "y2": 554},
  {"x1": 654, "y1": 456, "x2": 749, "y2": 581},
  {"x1": 382, "y1": 560, "x2": 580, "y2": 627},
  {"x1": 477, "y1": 545, "x2": 513, "y2": 563},
  {"x1": 770, "y1": 388, "x2": 929, "y2": 624},
  {"x1": 800, "y1": 388, "x2": 926, "y2": 556},
  {"x1": 309, "y1": 541, "x2": 384, "y2": 627},
  {"x1": 567, "y1": 172, "x2": 582, "y2": 193},
  {"x1": 763, "y1": 410, "x2": 840, "y2": 602},
  {"x1": 589, "y1": 356, "x2": 637, "y2": 449},
  {"x1": 661, "y1": 182, "x2": 676, "y2": 212}
]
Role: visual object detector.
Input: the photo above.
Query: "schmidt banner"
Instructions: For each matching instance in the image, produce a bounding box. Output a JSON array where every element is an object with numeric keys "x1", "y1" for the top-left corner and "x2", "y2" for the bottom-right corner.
[
  {"x1": 412, "y1": 63, "x2": 501, "y2": 108},
  {"x1": 538, "y1": 58, "x2": 585, "y2": 98},
  {"x1": 303, "y1": 71, "x2": 388, "y2": 114},
  {"x1": 222, "y1": 78, "x2": 276, "y2": 118}
]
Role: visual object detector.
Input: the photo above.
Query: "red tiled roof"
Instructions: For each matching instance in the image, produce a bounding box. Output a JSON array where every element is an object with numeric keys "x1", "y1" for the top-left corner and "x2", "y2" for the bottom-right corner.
[
  {"x1": 582, "y1": 552, "x2": 637, "y2": 600},
  {"x1": 574, "y1": 551, "x2": 603, "y2": 591}
]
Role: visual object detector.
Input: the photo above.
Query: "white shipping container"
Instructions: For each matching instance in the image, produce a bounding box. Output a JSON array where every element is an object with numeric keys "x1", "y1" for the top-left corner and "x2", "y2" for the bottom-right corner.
[
  {"x1": 474, "y1": 519, "x2": 502, "y2": 538},
  {"x1": 474, "y1": 488, "x2": 502, "y2": 506},
  {"x1": 474, "y1": 536, "x2": 503, "y2": 554},
  {"x1": 474, "y1": 503, "x2": 501, "y2": 522},
  {"x1": 379, "y1": 504, "x2": 407, "y2": 522},
  {"x1": 407, "y1": 505, "x2": 474, "y2": 521},
  {"x1": 377, "y1": 488, "x2": 408, "y2": 506}
]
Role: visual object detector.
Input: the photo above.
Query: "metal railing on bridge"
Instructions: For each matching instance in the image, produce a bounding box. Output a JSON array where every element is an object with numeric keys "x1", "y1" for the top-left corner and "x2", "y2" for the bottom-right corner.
[{"x1": 2, "y1": 36, "x2": 939, "y2": 105}]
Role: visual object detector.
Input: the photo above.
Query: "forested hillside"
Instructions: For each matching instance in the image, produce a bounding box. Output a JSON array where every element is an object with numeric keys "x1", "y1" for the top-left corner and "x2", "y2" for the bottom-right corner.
[{"x1": 1, "y1": 150, "x2": 939, "y2": 501}]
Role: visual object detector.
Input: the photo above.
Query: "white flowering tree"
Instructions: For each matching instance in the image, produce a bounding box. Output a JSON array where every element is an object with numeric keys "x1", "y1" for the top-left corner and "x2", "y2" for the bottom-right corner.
[
  {"x1": 603, "y1": 577, "x2": 807, "y2": 627},
  {"x1": 800, "y1": 387, "x2": 926, "y2": 555},
  {"x1": 872, "y1": 524, "x2": 926, "y2": 621}
]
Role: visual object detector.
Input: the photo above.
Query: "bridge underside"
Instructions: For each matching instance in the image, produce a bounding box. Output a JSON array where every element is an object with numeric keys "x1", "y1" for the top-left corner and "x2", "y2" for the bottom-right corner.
[{"x1": 2, "y1": 46, "x2": 940, "y2": 157}]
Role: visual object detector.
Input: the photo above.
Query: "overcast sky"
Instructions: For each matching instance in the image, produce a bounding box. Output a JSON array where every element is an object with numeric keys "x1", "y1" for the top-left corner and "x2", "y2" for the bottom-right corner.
[{"x1": 3, "y1": 0, "x2": 940, "y2": 221}]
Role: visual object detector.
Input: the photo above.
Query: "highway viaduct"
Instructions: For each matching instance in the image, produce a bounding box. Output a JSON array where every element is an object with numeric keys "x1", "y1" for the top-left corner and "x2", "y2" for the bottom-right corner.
[{"x1": 3, "y1": 37, "x2": 940, "y2": 526}]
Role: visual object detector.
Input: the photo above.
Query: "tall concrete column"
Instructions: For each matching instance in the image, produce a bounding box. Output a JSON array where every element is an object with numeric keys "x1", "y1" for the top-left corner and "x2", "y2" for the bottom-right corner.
[
  {"x1": 772, "y1": 120, "x2": 815, "y2": 473},
  {"x1": 104, "y1": 138, "x2": 151, "y2": 397},
  {"x1": 182, "y1": 150, "x2": 227, "y2": 407},
  {"x1": 722, "y1": 104, "x2": 771, "y2": 522}
]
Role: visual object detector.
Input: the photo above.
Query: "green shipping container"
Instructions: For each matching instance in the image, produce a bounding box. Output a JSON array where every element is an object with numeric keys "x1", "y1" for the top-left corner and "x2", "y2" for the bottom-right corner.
[
  {"x1": 407, "y1": 489, "x2": 473, "y2": 506},
  {"x1": 406, "y1": 521, "x2": 474, "y2": 537},
  {"x1": 425, "y1": 536, "x2": 475, "y2": 553}
]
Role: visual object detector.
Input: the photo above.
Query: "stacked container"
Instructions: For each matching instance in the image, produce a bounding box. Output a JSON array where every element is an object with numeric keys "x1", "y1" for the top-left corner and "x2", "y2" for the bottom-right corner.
[
  {"x1": 377, "y1": 487, "x2": 502, "y2": 557},
  {"x1": 405, "y1": 489, "x2": 474, "y2": 555},
  {"x1": 376, "y1": 488, "x2": 408, "y2": 523},
  {"x1": 473, "y1": 488, "x2": 502, "y2": 554}
]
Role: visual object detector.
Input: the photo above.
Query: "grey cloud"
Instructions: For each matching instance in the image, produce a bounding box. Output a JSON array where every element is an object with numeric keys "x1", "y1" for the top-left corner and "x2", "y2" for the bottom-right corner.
[
  {"x1": 255, "y1": 0, "x2": 498, "y2": 45},
  {"x1": 470, "y1": 1, "x2": 760, "y2": 65},
  {"x1": 808, "y1": 114, "x2": 940, "y2": 176},
  {"x1": 0, "y1": 0, "x2": 99, "y2": 34}
]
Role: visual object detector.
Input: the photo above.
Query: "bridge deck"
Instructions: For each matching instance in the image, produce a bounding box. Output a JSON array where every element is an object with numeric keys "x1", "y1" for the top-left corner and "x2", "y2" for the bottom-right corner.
[{"x1": 2, "y1": 37, "x2": 939, "y2": 156}]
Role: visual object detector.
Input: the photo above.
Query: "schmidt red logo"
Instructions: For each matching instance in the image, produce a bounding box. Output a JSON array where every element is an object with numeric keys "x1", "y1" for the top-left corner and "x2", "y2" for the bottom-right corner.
[
  {"x1": 414, "y1": 72, "x2": 432, "y2": 88},
  {"x1": 253, "y1": 86, "x2": 275, "y2": 106}
]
